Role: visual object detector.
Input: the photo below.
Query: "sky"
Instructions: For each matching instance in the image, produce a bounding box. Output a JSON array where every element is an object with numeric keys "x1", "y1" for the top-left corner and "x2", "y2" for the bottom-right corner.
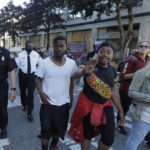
[{"x1": 0, "y1": 0, "x2": 30, "y2": 9}]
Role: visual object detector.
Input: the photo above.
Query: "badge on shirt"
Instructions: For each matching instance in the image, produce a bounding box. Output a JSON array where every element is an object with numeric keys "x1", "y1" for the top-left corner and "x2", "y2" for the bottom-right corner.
[
  {"x1": 1, "y1": 56, "x2": 5, "y2": 61},
  {"x1": 33, "y1": 55, "x2": 35, "y2": 58}
]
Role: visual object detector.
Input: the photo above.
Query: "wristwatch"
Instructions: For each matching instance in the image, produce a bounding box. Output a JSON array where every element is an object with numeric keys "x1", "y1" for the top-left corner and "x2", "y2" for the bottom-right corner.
[{"x1": 11, "y1": 88, "x2": 16, "y2": 91}]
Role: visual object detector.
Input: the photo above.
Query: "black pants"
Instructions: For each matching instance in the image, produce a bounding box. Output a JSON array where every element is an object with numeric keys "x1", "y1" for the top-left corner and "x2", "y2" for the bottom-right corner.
[
  {"x1": 117, "y1": 88, "x2": 133, "y2": 122},
  {"x1": 39, "y1": 104, "x2": 69, "y2": 140},
  {"x1": 145, "y1": 131, "x2": 150, "y2": 141},
  {"x1": 18, "y1": 70, "x2": 36, "y2": 113},
  {"x1": 83, "y1": 106, "x2": 115, "y2": 146},
  {"x1": 0, "y1": 80, "x2": 8, "y2": 129}
]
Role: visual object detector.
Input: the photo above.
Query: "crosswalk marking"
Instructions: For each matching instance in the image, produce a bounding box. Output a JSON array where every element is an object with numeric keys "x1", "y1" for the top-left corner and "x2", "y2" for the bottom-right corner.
[
  {"x1": 69, "y1": 145, "x2": 81, "y2": 150},
  {"x1": 6, "y1": 85, "x2": 130, "y2": 150},
  {"x1": 60, "y1": 137, "x2": 81, "y2": 150},
  {"x1": 61, "y1": 137, "x2": 113, "y2": 150},
  {"x1": 63, "y1": 104, "x2": 133, "y2": 150},
  {"x1": 0, "y1": 139, "x2": 10, "y2": 150},
  {"x1": 62, "y1": 123, "x2": 114, "y2": 150},
  {"x1": 124, "y1": 122, "x2": 132, "y2": 129},
  {"x1": 1, "y1": 94, "x2": 20, "y2": 149},
  {"x1": 114, "y1": 112, "x2": 132, "y2": 129},
  {"x1": 114, "y1": 112, "x2": 132, "y2": 122},
  {"x1": 91, "y1": 141, "x2": 98, "y2": 147},
  {"x1": 8, "y1": 95, "x2": 21, "y2": 108}
]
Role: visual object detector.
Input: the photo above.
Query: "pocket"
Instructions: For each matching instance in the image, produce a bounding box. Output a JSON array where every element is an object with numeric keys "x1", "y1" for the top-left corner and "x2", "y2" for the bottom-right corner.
[{"x1": 129, "y1": 104, "x2": 140, "y2": 121}]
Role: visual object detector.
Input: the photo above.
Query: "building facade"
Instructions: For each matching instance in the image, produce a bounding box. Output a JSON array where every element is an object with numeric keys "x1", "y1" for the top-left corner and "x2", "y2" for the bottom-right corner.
[{"x1": 3, "y1": 0, "x2": 150, "y2": 58}]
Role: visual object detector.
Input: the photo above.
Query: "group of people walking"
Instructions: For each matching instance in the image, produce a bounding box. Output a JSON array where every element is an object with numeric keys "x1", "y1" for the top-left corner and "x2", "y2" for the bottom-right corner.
[{"x1": 0, "y1": 35, "x2": 150, "y2": 150}]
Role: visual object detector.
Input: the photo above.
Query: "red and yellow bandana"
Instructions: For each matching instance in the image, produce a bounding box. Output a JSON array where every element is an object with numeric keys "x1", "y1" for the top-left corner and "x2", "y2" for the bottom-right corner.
[{"x1": 86, "y1": 74, "x2": 112, "y2": 99}]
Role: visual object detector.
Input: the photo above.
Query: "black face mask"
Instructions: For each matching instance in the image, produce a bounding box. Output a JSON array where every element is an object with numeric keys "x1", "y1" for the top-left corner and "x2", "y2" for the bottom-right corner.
[{"x1": 26, "y1": 48, "x2": 32, "y2": 53}]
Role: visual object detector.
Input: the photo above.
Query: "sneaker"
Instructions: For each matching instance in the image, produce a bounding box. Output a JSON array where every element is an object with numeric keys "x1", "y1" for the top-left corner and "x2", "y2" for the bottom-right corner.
[
  {"x1": 0, "y1": 128, "x2": 7, "y2": 139},
  {"x1": 22, "y1": 106, "x2": 26, "y2": 111},
  {"x1": 27, "y1": 113, "x2": 33, "y2": 122},
  {"x1": 146, "y1": 141, "x2": 150, "y2": 147},
  {"x1": 116, "y1": 125, "x2": 127, "y2": 135},
  {"x1": 50, "y1": 145, "x2": 58, "y2": 150}
]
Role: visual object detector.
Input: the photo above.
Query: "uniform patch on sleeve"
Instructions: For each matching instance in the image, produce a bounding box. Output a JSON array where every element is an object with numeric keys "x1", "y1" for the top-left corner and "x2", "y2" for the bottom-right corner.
[{"x1": 1, "y1": 56, "x2": 5, "y2": 61}]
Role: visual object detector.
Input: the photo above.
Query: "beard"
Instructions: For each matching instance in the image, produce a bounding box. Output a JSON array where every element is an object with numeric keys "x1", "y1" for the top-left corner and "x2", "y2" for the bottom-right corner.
[{"x1": 54, "y1": 52, "x2": 65, "y2": 60}]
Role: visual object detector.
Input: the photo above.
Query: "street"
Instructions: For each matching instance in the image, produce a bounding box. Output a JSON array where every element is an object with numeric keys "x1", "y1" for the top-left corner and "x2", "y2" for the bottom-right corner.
[
  {"x1": 0, "y1": 79, "x2": 149, "y2": 150},
  {"x1": 0, "y1": 0, "x2": 150, "y2": 149}
]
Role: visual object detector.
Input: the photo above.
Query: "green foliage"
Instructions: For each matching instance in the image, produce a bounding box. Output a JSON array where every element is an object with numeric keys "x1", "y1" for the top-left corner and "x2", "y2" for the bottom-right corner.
[
  {"x1": 18, "y1": 2, "x2": 42, "y2": 34},
  {"x1": 67, "y1": 0, "x2": 143, "y2": 19},
  {"x1": 7, "y1": 1, "x2": 23, "y2": 46},
  {"x1": 19, "y1": 0, "x2": 65, "y2": 49},
  {"x1": 20, "y1": 0, "x2": 65, "y2": 32},
  {"x1": 66, "y1": 0, "x2": 143, "y2": 58},
  {"x1": 0, "y1": 1, "x2": 23, "y2": 46},
  {"x1": 0, "y1": 0, "x2": 65, "y2": 48},
  {"x1": 67, "y1": 0, "x2": 110, "y2": 19}
]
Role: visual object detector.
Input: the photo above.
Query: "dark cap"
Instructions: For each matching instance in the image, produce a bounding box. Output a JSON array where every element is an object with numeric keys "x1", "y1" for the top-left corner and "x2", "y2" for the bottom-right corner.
[{"x1": 26, "y1": 40, "x2": 33, "y2": 45}]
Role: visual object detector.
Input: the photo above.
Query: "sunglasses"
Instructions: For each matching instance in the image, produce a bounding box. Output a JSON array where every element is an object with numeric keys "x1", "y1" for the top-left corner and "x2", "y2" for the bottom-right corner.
[{"x1": 138, "y1": 45, "x2": 149, "y2": 49}]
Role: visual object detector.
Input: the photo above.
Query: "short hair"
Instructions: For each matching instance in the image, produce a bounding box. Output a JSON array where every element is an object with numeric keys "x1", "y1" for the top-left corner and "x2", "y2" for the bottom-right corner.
[
  {"x1": 53, "y1": 36, "x2": 67, "y2": 46},
  {"x1": 137, "y1": 41, "x2": 150, "y2": 47},
  {"x1": 98, "y1": 41, "x2": 115, "y2": 52},
  {"x1": 26, "y1": 40, "x2": 32, "y2": 45}
]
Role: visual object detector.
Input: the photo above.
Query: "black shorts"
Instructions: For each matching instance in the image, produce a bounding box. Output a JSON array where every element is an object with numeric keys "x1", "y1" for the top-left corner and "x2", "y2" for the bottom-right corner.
[
  {"x1": 83, "y1": 106, "x2": 115, "y2": 146},
  {"x1": 39, "y1": 103, "x2": 69, "y2": 140}
]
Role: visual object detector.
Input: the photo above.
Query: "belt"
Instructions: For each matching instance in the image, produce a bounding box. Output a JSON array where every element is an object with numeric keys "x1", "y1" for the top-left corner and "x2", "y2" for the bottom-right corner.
[
  {"x1": 42, "y1": 103, "x2": 69, "y2": 110},
  {"x1": 19, "y1": 69, "x2": 35, "y2": 75}
]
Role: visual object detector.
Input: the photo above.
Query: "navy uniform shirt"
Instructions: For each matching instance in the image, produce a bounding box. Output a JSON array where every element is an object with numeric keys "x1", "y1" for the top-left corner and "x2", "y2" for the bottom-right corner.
[{"x1": 0, "y1": 47, "x2": 17, "y2": 81}]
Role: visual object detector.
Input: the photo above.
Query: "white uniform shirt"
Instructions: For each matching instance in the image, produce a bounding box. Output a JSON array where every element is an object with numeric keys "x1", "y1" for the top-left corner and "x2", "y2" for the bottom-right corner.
[
  {"x1": 15, "y1": 50, "x2": 41, "y2": 74},
  {"x1": 36, "y1": 57, "x2": 78, "y2": 106}
]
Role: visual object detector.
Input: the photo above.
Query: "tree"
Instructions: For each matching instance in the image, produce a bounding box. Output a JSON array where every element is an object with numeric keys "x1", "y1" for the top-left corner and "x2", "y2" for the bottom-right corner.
[
  {"x1": 0, "y1": 1, "x2": 23, "y2": 47},
  {"x1": 19, "y1": 0, "x2": 65, "y2": 50},
  {"x1": 6, "y1": 1, "x2": 23, "y2": 46},
  {"x1": 0, "y1": 7, "x2": 11, "y2": 48},
  {"x1": 18, "y1": 2, "x2": 41, "y2": 35},
  {"x1": 66, "y1": 0, "x2": 143, "y2": 58}
]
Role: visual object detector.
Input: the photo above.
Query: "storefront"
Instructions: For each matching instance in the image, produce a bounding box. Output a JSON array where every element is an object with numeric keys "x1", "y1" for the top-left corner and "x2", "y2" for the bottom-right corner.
[{"x1": 67, "y1": 30, "x2": 91, "y2": 51}]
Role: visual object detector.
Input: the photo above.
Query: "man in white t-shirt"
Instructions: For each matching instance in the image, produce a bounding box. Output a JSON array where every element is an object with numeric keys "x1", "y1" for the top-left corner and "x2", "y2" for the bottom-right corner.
[{"x1": 36, "y1": 36, "x2": 78, "y2": 150}]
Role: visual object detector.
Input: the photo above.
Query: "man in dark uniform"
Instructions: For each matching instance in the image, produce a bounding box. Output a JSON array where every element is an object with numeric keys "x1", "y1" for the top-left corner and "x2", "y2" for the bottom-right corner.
[{"x1": 0, "y1": 47, "x2": 17, "y2": 138}]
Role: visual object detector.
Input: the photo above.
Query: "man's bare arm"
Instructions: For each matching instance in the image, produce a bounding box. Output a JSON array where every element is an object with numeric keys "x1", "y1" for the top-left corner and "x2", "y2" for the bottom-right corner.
[{"x1": 36, "y1": 77, "x2": 50, "y2": 104}]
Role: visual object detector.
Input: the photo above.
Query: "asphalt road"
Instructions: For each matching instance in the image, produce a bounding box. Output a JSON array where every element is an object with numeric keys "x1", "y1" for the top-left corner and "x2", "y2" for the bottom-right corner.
[{"x1": 0, "y1": 79, "x2": 149, "y2": 150}]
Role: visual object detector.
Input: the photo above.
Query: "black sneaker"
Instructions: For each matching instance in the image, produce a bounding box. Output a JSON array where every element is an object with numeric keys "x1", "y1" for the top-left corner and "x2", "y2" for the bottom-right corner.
[
  {"x1": 116, "y1": 125, "x2": 127, "y2": 135},
  {"x1": 146, "y1": 141, "x2": 150, "y2": 148},
  {"x1": 22, "y1": 106, "x2": 26, "y2": 111},
  {"x1": 0, "y1": 128, "x2": 7, "y2": 139},
  {"x1": 27, "y1": 113, "x2": 33, "y2": 122}
]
